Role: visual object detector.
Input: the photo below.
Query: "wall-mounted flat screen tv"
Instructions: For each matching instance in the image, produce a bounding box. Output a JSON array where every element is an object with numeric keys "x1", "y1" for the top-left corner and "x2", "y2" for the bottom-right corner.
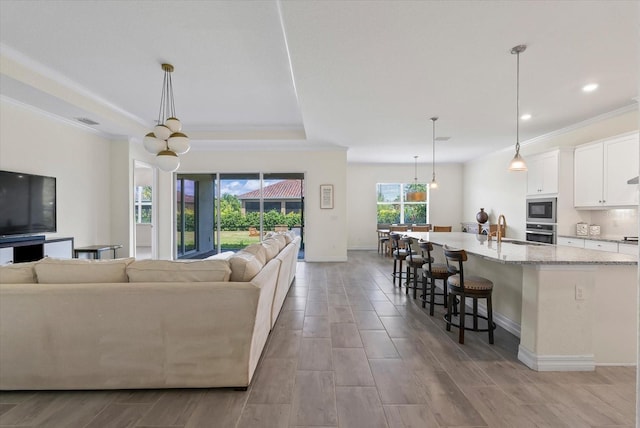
[{"x1": 0, "y1": 170, "x2": 57, "y2": 236}]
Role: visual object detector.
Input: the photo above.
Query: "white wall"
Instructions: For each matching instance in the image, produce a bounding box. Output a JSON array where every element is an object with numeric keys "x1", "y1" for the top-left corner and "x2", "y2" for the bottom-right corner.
[
  {"x1": 463, "y1": 109, "x2": 639, "y2": 240},
  {"x1": 347, "y1": 162, "x2": 463, "y2": 249},
  {"x1": 0, "y1": 100, "x2": 115, "y2": 248}
]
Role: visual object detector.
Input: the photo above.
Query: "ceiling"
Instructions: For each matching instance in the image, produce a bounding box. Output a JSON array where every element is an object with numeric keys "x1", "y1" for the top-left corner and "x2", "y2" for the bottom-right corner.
[{"x1": 0, "y1": 1, "x2": 637, "y2": 164}]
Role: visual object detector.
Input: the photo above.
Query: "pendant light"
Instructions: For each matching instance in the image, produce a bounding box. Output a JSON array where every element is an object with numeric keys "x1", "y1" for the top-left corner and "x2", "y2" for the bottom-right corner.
[
  {"x1": 406, "y1": 156, "x2": 426, "y2": 202},
  {"x1": 508, "y1": 45, "x2": 527, "y2": 171},
  {"x1": 430, "y1": 117, "x2": 438, "y2": 189},
  {"x1": 143, "y1": 63, "x2": 190, "y2": 172}
]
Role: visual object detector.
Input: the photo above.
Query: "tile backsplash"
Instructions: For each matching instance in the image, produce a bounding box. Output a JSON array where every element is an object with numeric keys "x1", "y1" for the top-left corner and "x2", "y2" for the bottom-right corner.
[{"x1": 589, "y1": 208, "x2": 638, "y2": 237}]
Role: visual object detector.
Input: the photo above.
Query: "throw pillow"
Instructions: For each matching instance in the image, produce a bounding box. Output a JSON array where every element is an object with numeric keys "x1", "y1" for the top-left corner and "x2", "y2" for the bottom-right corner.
[{"x1": 126, "y1": 259, "x2": 231, "y2": 282}]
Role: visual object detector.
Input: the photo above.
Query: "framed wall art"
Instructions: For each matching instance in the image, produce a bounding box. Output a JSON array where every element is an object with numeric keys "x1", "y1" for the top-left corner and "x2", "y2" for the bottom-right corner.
[{"x1": 320, "y1": 184, "x2": 334, "y2": 209}]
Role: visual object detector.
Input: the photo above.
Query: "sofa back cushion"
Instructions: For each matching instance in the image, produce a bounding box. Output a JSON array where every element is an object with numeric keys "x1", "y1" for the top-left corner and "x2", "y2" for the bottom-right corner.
[
  {"x1": 261, "y1": 239, "x2": 281, "y2": 261},
  {"x1": 229, "y1": 251, "x2": 264, "y2": 282},
  {"x1": 242, "y1": 243, "x2": 267, "y2": 265},
  {"x1": 0, "y1": 261, "x2": 38, "y2": 284},
  {"x1": 35, "y1": 257, "x2": 134, "y2": 284},
  {"x1": 126, "y1": 259, "x2": 231, "y2": 282}
]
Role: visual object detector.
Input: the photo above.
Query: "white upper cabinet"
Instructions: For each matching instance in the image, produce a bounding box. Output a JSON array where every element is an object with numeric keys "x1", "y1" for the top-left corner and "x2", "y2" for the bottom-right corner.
[
  {"x1": 574, "y1": 132, "x2": 639, "y2": 208},
  {"x1": 526, "y1": 150, "x2": 559, "y2": 196},
  {"x1": 604, "y1": 134, "x2": 639, "y2": 206}
]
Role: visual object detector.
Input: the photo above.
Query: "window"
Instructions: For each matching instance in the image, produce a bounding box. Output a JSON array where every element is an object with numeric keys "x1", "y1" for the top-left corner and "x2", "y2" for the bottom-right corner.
[
  {"x1": 376, "y1": 182, "x2": 428, "y2": 224},
  {"x1": 134, "y1": 185, "x2": 152, "y2": 224}
]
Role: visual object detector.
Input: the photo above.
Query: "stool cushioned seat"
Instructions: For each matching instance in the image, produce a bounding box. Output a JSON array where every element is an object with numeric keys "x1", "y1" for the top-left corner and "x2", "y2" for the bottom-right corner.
[
  {"x1": 448, "y1": 275, "x2": 493, "y2": 291},
  {"x1": 426, "y1": 263, "x2": 448, "y2": 275}
]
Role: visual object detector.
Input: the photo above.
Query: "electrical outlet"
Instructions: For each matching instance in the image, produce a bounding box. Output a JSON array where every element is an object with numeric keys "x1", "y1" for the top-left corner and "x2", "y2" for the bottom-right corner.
[{"x1": 575, "y1": 285, "x2": 585, "y2": 301}]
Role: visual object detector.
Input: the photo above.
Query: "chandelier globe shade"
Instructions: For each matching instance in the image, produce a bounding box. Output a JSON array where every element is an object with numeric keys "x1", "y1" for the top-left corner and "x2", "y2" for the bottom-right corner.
[
  {"x1": 406, "y1": 155, "x2": 426, "y2": 202},
  {"x1": 165, "y1": 117, "x2": 182, "y2": 132},
  {"x1": 508, "y1": 44, "x2": 527, "y2": 171},
  {"x1": 143, "y1": 63, "x2": 190, "y2": 167},
  {"x1": 156, "y1": 150, "x2": 180, "y2": 172},
  {"x1": 168, "y1": 132, "x2": 190, "y2": 154},
  {"x1": 143, "y1": 132, "x2": 166, "y2": 154}
]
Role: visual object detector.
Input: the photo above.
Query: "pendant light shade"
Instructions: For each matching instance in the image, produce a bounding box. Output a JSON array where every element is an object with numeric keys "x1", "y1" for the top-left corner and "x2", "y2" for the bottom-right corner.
[
  {"x1": 143, "y1": 132, "x2": 165, "y2": 154},
  {"x1": 508, "y1": 45, "x2": 527, "y2": 171},
  {"x1": 430, "y1": 117, "x2": 438, "y2": 189},
  {"x1": 156, "y1": 150, "x2": 180, "y2": 172},
  {"x1": 406, "y1": 155, "x2": 426, "y2": 202},
  {"x1": 144, "y1": 63, "x2": 190, "y2": 171}
]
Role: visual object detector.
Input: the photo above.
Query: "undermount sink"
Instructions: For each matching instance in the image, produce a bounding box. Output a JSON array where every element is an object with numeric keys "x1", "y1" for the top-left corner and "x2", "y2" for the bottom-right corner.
[{"x1": 500, "y1": 239, "x2": 544, "y2": 246}]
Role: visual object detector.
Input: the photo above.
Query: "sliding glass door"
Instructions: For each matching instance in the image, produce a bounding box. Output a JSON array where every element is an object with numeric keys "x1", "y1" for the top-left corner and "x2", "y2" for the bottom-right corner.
[
  {"x1": 176, "y1": 177, "x2": 197, "y2": 257},
  {"x1": 176, "y1": 173, "x2": 304, "y2": 259}
]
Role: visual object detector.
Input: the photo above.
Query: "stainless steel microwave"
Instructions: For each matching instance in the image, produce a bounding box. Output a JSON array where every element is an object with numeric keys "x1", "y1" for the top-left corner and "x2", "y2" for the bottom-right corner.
[{"x1": 526, "y1": 197, "x2": 557, "y2": 223}]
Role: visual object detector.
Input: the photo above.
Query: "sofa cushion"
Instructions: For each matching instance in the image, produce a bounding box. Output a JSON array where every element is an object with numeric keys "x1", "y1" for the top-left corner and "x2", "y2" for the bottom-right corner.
[
  {"x1": 0, "y1": 261, "x2": 38, "y2": 284},
  {"x1": 261, "y1": 239, "x2": 280, "y2": 261},
  {"x1": 126, "y1": 259, "x2": 231, "y2": 282},
  {"x1": 270, "y1": 234, "x2": 287, "y2": 250},
  {"x1": 205, "y1": 251, "x2": 235, "y2": 261},
  {"x1": 35, "y1": 257, "x2": 134, "y2": 284},
  {"x1": 229, "y1": 251, "x2": 264, "y2": 282},
  {"x1": 265, "y1": 231, "x2": 293, "y2": 245},
  {"x1": 242, "y1": 243, "x2": 267, "y2": 265}
]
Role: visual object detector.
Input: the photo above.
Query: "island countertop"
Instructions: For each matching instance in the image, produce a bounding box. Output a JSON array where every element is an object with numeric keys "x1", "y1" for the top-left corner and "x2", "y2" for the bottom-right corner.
[{"x1": 404, "y1": 232, "x2": 637, "y2": 265}]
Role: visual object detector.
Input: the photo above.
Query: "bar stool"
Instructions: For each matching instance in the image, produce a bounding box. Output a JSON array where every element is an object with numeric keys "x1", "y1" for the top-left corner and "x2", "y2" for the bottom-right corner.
[
  {"x1": 443, "y1": 245, "x2": 496, "y2": 344},
  {"x1": 419, "y1": 241, "x2": 453, "y2": 316},
  {"x1": 390, "y1": 233, "x2": 412, "y2": 287},
  {"x1": 402, "y1": 236, "x2": 426, "y2": 299}
]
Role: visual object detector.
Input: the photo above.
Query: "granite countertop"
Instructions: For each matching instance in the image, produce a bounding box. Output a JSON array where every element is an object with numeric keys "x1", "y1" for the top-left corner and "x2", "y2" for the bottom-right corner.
[
  {"x1": 558, "y1": 234, "x2": 638, "y2": 245},
  {"x1": 404, "y1": 232, "x2": 637, "y2": 266}
]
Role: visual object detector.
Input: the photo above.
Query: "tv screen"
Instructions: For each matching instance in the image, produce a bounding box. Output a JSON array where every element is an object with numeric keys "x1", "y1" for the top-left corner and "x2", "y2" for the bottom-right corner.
[{"x1": 0, "y1": 170, "x2": 57, "y2": 236}]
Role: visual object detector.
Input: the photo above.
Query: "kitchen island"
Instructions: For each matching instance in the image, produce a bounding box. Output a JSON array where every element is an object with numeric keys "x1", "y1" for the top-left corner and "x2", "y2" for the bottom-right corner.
[{"x1": 405, "y1": 232, "x2": 638, "y2": 371}]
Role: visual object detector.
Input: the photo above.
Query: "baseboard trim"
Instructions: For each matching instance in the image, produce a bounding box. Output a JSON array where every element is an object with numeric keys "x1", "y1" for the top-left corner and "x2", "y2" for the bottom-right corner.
[{"x1": 518, "y1": 345, "x2": 595, "y2": 371}]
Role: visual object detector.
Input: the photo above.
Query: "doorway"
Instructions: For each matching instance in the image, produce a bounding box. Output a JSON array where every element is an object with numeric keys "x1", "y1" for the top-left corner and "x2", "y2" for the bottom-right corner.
[{"x1": 133, "y1": 161, "x2": 157, "y2": 259}]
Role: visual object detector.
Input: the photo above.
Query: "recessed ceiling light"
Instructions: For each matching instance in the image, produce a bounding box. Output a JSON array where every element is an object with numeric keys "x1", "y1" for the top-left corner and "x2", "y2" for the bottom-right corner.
[
  {"x1": 520, "y1": 113, "x2": 532, "y2": 120},
  {"x1": 582, "y1": 83, "x2": 599, "y2": 92}
]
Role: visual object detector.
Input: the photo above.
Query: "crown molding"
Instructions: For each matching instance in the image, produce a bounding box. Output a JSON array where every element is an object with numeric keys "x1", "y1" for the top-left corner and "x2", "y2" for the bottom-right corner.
[
  {"x1": 1, "y1": 43, "x2": 147, "y2": 128},
  {"x1": 1, "y1": 95, "x2": 109, "y2": 137}
]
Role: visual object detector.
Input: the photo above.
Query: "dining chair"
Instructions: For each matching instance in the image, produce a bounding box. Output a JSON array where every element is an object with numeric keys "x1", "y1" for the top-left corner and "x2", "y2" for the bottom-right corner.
[
  {"x1": 411, "y1": 225, "x2": 431, "y2": 232},
  {"x1": 433, "y1": 225, "x2": 452, "y2": 232}
]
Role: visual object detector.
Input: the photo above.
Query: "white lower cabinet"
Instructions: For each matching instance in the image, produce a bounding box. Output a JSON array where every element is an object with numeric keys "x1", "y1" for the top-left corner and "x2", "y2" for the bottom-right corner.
[
  {"x1": 0, "y1": 247, "x2": 13, "y2": 265},
  {"x1": 43, "y1": 240, "x2": 73, "y2": 259},
  {"x1": 618, "y1": 243, "x2": 638, "y2": 256},
  {"x1": 557, "y1": 237, "x2": 585, "y2": 248},
  {"x1": 584, "y1": 239, "x2": 619, "y2": 253}
]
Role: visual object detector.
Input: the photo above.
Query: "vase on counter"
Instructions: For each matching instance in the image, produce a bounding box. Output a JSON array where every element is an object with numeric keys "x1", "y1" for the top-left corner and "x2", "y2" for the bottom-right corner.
[{"x1": 476, "y1": 208, "x2": 488, "y2": 224}]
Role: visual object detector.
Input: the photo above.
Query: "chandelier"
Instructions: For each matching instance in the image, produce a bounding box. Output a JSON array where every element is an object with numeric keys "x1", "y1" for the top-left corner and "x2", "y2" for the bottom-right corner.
[
  {"x1": 143, "y1": 63, "x2": 190, "y2": 172},
  {"x1": 406, "y1": 155, "x2": 426, "y2": 202}
]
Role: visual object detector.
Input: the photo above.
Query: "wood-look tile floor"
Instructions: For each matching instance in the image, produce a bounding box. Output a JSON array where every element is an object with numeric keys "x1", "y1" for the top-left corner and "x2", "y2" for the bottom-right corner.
[{"x1": 1, "y1": 250, "x2": 637, "y2": 427}]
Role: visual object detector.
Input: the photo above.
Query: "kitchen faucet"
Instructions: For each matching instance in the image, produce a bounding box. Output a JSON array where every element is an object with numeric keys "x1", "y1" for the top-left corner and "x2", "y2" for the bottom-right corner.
[{"x1": 488, "y1": 214, "x2": 507, "y2": 243}]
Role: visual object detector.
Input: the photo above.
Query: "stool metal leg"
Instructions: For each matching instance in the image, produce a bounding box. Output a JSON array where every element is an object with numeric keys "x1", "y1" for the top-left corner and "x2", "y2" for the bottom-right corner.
[
  {"x1": 458, "y1": 294, "x2": 466, "y2": 344},
  {"x1": 487, "y1": 295, "x2": 494, "y2": 344}
]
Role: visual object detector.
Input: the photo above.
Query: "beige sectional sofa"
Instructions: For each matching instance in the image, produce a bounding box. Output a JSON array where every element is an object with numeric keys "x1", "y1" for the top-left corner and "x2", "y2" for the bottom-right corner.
[{"x1": 0, "y1": 233, "x2": 301, "y2": 390}]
